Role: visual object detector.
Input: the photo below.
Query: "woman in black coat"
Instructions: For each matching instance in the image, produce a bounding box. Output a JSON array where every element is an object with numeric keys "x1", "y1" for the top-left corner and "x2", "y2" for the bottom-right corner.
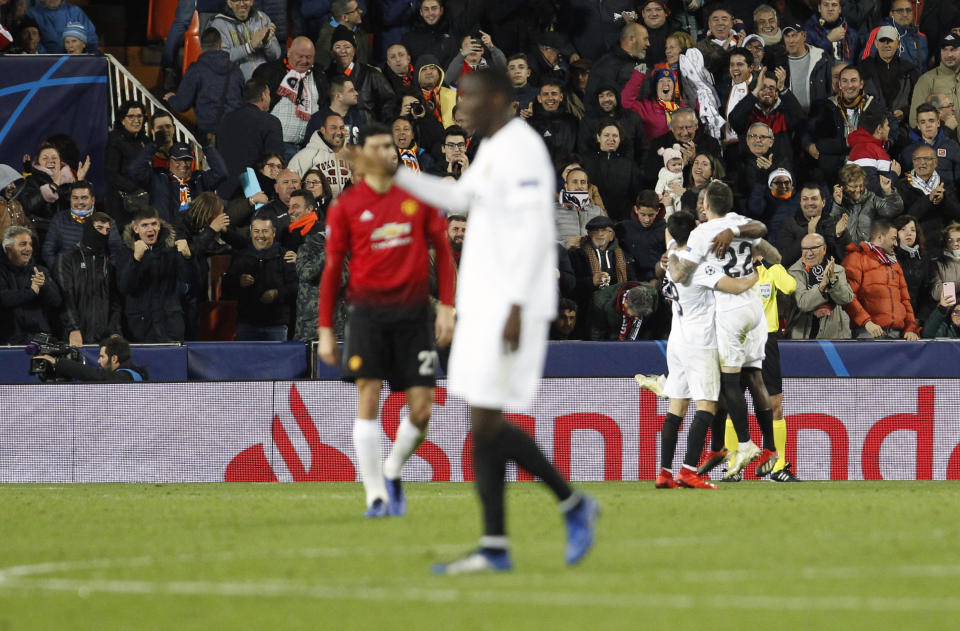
[
  {"x1": 17, "y1": 141, "x2": 88, "y2": 242},
  {"x1": 104, "y1": 100, "x2": 150, "y2": 222},
  {"x1": 581, "y1": 121, "x2": 641, "y2": 223},
  {"x1": 893, "y1": 214, "x2": 933, "y2": 322}
]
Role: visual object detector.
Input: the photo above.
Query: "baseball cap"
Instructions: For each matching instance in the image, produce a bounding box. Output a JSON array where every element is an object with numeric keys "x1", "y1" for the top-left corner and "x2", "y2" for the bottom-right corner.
[
  {"x1": 169, "y1": 142, "x2": 193, "y2": 160},
  {"x1": 782, "y1": 23, "x2": 804, "y2": 35},
  {"x1": 876, "y1": 25, "x2": 900, "y2": 41},
  {"x1": 943, "y1": 33, "x2": 960, "y2": 49}
]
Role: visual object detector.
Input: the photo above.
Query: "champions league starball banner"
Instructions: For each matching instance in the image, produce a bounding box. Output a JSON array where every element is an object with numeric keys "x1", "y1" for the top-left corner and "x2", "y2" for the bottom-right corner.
[
  {"x1": 2, "y1": 379, "x2": 959, "y2": 483},
  {"x1": 0, "y1": 55, "x2": 109, "y2": 195}
]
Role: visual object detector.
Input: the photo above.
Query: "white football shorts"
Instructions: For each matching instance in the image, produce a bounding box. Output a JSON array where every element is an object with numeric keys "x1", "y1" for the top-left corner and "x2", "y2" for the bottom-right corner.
[
  {"x1": 716, "y1": 301, "x2": 767, "y2": 369},
  {"x1": 663, "y1": 342, "x2": 720, "y2": 402}
]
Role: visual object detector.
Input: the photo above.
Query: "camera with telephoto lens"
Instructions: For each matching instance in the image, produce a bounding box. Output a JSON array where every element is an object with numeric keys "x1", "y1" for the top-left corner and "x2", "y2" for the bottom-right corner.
[
  {"x1": 25, "y1": 334, "x2": 84, "y2": 382},
  {"x1": 410, "y1": 101, "x2": 425, "y2": 117}
]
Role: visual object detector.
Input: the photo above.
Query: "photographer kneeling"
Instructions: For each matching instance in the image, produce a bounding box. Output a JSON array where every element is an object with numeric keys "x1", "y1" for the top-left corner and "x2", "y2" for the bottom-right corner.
[{"x1": 37, "y1": 335, "x2": 148, "y2": 382}]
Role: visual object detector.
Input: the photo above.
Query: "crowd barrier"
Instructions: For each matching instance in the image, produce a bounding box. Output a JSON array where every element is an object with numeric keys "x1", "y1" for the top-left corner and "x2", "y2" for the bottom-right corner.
[
  {"x1": 1, "y1": 376, "x2": 959, "y2": 483},
  {"x1": 3, "y1": 339, "x2": 960, "y2": 383}
]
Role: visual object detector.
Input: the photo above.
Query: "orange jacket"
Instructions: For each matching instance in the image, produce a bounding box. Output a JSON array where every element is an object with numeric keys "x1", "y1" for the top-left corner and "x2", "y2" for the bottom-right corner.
[{"x1": 842, "y1": 241, "x2": 917, "y2": 332}]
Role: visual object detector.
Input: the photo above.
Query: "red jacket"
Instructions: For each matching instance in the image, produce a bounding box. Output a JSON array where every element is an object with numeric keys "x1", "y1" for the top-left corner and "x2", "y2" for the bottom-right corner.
[
  {"x1": 842, "y1": 241, "x2": 917, "y2": 333},
  {"x1": 846, "y1": 128, "x2": 892, "y2": 173}
]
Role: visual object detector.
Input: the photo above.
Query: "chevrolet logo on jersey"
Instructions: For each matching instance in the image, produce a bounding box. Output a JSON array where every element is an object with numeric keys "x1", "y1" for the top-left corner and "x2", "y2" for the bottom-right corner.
[
  {"x1": 401, "y1": 199, "x2": 419, "y2": 216},
  {"x1": 370, "y1": 222, "x2": 413, "y2": 249}
]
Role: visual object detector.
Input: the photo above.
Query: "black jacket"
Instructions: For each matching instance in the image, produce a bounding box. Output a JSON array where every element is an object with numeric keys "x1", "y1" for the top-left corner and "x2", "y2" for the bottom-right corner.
[
  {"x1": 215, "y1": 104, "x2": 286, "y2": 198},
  {"x1": 581, "y1": 151, "x2": 642, "y2": 223},
  {"x1": 327, "y1": 62, "x2": 398, "y2": 123},
  {"x1": 17, "y1": 169, "x2": 71, "y2": 239},
  {"x1": 171, "y1": 212, "x2": 247, "y2": 300},
  {"x1": 126, "y1": 142, "x2": 229, "y2": 224},
  {"x1": 104, "y1": 127, "x2": 150, "y2": 221},
  {"x1": 55, "y1": 243, "x2": 122, "y2": 343},
  {"x1": 0, "y1": 252, "x2": 61, "y2": 344},
  {"x1": 577, "y1": 92, "x2": 649, "y2": 167},
  {"x1": 803, "y1": 95, "x2": 885, "y2": 176},
  {"x1": 223, "y1": 241, "x2": 298, "y2": 326},
  {"x1": 561, "y1": 0, "x2": 637, "y2": 62},
  {"x1": 401, "y1": 14, "x2": 456, "y2": 67},
  {"x1": 616, "y1": 219, "x2": 666, "y2": 282},
  {"x1": 53, "y1": 357, "x2": 149, "y2": 382},
  {"x1": 895, "y1": 244, "x2": 933, "y2": 320},
  {"x1": 894, "y1": 178, "x2": 960, "y2": 240},
  {"x1": 252, "y1": 59, "x2": 330, "y2": 114},
  {"x1": 776, "y1": 209, "x2": 849, "y2": 268},
  {"x1": 529, "y1": 110, "x2": 579, "y2": 164},
  {"x1": 585, "y1": 46, "x2": 645, "y2": 115},
  {"x1": 167, "y1": 50, "x2": 245, "y2": 135},
  {"x1": 115, "y1": 222, "x2": 191, "y2": 343},
  {"x1": 557, "y1": 243, "x2": 575, "y2": 299}
]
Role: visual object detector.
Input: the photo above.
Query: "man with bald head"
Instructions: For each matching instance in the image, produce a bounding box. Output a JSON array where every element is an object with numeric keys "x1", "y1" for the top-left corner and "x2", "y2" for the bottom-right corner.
[
  {"x1": 252, "y1": 36, "x2": 330, "y2": 158},
  {"x1": 584, "y1": 22, "x2": 650, "y2": 112},
  {"x1": 258, "y1": 169, "x2": 303, "y2": 235},
  {"x1": 786, "y1": 232, "x2": 854, "y2": 339}
]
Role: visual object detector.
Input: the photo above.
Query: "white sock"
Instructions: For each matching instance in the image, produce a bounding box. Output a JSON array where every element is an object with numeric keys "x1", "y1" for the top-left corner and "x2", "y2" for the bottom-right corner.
[
  {"x1": 353, "y1": 418, "x2": 387, "y2": 506},
  {"x1": 383, "y1": 415, "x2": 426, "y2": 480}
]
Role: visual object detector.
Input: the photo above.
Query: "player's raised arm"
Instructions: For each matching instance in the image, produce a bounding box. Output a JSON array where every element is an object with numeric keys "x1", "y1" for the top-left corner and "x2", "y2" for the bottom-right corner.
[
  {"x1": 710, "y1": 219, "x2": 768, "y2": 258},
  {"x1": 754, "y1": 238, "x2": 782, "y2": 265}
]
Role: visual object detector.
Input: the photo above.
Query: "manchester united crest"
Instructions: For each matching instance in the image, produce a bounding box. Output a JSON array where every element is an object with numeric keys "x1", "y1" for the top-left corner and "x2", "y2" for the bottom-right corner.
[{"x1": 401, "y1": 199, "x2": 419, "y2": 216}]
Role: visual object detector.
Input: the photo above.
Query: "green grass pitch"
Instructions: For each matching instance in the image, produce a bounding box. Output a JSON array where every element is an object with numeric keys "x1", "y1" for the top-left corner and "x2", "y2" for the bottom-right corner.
[{"x1": 2, "y1": 482, "x2": 960, "y2": 630}]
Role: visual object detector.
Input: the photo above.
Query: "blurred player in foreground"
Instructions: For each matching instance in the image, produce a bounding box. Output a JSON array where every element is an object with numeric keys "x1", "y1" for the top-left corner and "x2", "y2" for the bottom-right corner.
[
  {"x1": 358, "y1": 68, "x2": 599, "y2": 574},
  {"x1": 317, "y1": 124, "x2": 456, "y2": 518}
]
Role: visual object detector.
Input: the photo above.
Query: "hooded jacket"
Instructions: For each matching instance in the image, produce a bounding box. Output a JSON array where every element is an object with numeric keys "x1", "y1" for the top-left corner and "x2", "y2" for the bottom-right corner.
[
  {"x1": 126, "y1": 143, "x2": 229, "y2": 224},
  {"x1": 55, "y1": 222, "x2": 122, "y2": 343},
  {"x1": 830, "y1": 189, "x2": 903, "y2": 244},
  {"x1": 166, "y1": 50, "x2": 245, "y2": 135},
  {"x1": 415, "y1": 55, "x2": 457, "y2": 127},
  {"x1": 209, "y1": 6, "x2": 281, "y2": 80},
  {"x1": 0, "y1": 249, "x2": 61, "y2": 344},
  {"x1": 27, "y1": 1, "x2": 98, "y2": 54},
  {"x1": 223, "y1": 241, "x2": 298, "y2": 326},
  {"x1": 289, "y1": 132, "x2": 352, "y2": 197},
  {"x1": 41, "y1": 210, "x2": 121, "y2": 267},
  {"x1": 116, "y1": 221, "x2": 191, "y2": 342},
  {"x1": 842, "y1": 240, "x2": 917, "y2": 333},
  {"x1": 785, "y1": 258, "x2": 854, "y2": 339}
]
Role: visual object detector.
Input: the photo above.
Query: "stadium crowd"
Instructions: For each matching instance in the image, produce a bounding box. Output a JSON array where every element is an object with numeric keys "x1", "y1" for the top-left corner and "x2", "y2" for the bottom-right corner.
[{"x1": 3, "y1": 0, "x2": 960, "y2": 346}]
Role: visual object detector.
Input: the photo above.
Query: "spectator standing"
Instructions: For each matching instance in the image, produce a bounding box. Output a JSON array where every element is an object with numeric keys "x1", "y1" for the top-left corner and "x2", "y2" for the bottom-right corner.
[
  {"x1": 27, "y1": 0, "x2": 97, "y2": 54},
  {"x1": 562, "y1": 0, "x2": 637, "y2": 63},
  {"x1": 0, "y1": 225, "x2": 61, "y2": 344},
  {"x1": 444, "y1": 32, "x2": 508, "y2": 90},
  {"x1": 831, "y1": 164, "x2": 903, "y2": 244},
  {"x1": 785, "y1": 232, "x2": 854, "y2": 339},
  {"x1": 620, "y1": 67, "x2": 683, "y2": 141},
  {"x1": 210, "y1": 0, "x2": 281, "y2": 80},
  {"x1": 164, "y1": 28, "x2": 245, "y2": 142},
  {"x1": 293, "y1": 204, "x2": 329, "y2": 342},
  {"x1": 382, "y1": 43, "x2": 418, "y2": 99},
  {"x1": 845, "y1": 110, "x2": 900, "y2": 194},
  {"x1": 19, "y1": 142, "x2": 87, "y2": 241},
  {"x1": 326, "y1": 26, "x2": 397, "y2": 123},
  {"x1": 41, "y1": 180, "x2": 120, "y2": 267},
  {"x1": 908, "y1": 34, "x2": 960, "y2": 127},
  {"x1": 290, "y1": 113, "x2": 353, "y2": 197},
  {"x1": 215, "y1": 78, "x2": 285, "y2": 198},
  {"x1": 899, "y1": 104, "x2": 960, "y2": 183},
  {"x1": 860, "y1": 0, "x2": 927, "y2": 72},
  {"x1": 127, "y1": 142, "x2": 228, "y2": 224},
  {"x1": 616, "y1": 190, "x2": 665, "y2": 282},
  {"x1": 401, "y1": 0, "x2": 454, "y2": 66},
  {"x1": 104, "y1": 101, "x2": 150, "y2": 222},
  {"x1": 895, "y1": 144, "x2": 960, "y2": 239},
  {"x1": 252, "y1": 37, "x2": 328, "y2": 156},
  {"x1": 223, "y1": 213, "x2": 298, "y2": 340},
  {"x1": 803, "y1": 0, "x2": 858, "y2": 64},
  {"x1": 315, "y1": 0, "x2": 369, "y2": 70},
  {"x1": 858, "y1": 26, "x2": 918, "y2": 125},
  {"x1": 842, "y1": 218, "x2": 919, "y2": 339},
  {"x1": 304, "y1": 76, "x2": 366, "y2": 146},
  {"x1": 584, "y1": 23, "x2": 650, "y2": 112},
  {"x1": 0, "y1": 164, "x2": 35, "y2": 240},
  {"x1": 578, "y1": 85, "x2": 648, "y2": 168},
  {"x1": 528, "y1": 79, "x2": 579, "y2": 164},
  {"x1": 554, "y1": 167, "x2": 605, "y2": 248},
  {"x1": 581, "y1": 122, "x2": 642, "y2": 222},
  {"x1": 892, "y1": 214, "x2": 933, "y2": 321},
  {"x1": 416, "y1": 55, "x2": 457, "y2": 128},
  {"x1": 55, "y1": 212, "x2": 122, "y2": 347},
  {"x1": 777, "y1": 182, "x2": 849, "y2": 267},
  {"x1": 116, "y1": 208, "x2": 192, "y2": 343},
  {"x1": 930, "y1": 222, "x2": 960, "y2": 303},
  {"x1": 783, "y1": 23, "x2": 833, "y2": 114}
]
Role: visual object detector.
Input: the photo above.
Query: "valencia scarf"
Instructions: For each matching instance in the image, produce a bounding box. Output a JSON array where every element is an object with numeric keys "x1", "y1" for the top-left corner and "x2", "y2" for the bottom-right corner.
[
  {"x1": 906, "y1": 169, "x2": 941, "y2": 195},
  {"x1": 867, "y1": 242, "x2": 896, "y2": 266},
  {"x1": 276, "y1": 59, "x2": 314, "y2": 122}
]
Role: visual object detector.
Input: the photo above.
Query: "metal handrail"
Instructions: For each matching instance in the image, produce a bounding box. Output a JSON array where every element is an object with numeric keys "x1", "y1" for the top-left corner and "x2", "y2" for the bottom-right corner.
[{"x1": 104, "y1": 53, "x2": 206, "y2": 166}]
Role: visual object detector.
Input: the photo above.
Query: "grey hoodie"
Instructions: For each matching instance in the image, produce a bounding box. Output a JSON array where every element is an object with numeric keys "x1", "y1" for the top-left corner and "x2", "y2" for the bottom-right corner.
[{"x1": 209, "y1": 7, "x2": 281, "y2": 80}]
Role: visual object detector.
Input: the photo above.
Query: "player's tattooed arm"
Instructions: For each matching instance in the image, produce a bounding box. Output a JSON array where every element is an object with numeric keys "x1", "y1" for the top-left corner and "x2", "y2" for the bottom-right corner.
[
  {"x1": 710, "y1": 220, "x2": 768, "y2": 257},
  {"x1": 754, "y1": 238, "x2": 782, "y2": 265},
  {"x1": 667, "y1": 252, "x2": 696, "y2": 285}
]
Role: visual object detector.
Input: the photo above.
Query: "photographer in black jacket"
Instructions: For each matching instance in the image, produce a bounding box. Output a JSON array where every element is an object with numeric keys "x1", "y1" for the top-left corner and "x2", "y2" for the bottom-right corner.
[{"x1": 37, "y1": 335, "x2": 148, "y2": 382}]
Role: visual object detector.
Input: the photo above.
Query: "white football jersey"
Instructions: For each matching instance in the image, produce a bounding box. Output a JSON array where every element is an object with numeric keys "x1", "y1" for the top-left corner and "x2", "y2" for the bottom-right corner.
[
  {"x1": 663, "y1": 263, "x2": 722, "y2": 349},
  {"x1": 678, "y1": 212, "x2": 761, "y2": 310}
]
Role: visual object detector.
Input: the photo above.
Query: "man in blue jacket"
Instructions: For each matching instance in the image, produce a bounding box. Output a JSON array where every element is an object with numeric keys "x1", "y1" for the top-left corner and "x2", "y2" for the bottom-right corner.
[
  {"x1": 27, "y1": 0, "x2": 97, "y2": 54},
  {"x1": 126, "y1": 142, "x2": 228, "y2": 224}
]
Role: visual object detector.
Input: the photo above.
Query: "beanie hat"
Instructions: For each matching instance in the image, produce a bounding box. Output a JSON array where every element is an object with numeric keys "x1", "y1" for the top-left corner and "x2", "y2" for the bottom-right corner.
[
  {"x1": 658, "y1": 143, "x2": 683, "y2": 166},
  {"x1": 767, "y1": 167, "x2": 793, "y2": 187},
  {"x1": 330, "y1": 25, "x2": 356, "y2": 50},
  {"x1": 652, "y1": 66, "x2": 677, "y2": 84},
  {"x1": 62, "y1": 22, "x2": 87, "y2": 44}
]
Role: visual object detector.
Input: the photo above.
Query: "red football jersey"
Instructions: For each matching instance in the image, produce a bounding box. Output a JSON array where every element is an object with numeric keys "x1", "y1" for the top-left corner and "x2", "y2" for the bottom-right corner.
[{"x1": 317, "y1": 180, "x2": 456, "y2": 327}]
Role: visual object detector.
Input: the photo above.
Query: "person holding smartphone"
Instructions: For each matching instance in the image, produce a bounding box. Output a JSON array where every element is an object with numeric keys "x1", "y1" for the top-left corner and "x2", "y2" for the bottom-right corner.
[{"x1": 931, "y1": 223, "x2": 960, "y2": 307}]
